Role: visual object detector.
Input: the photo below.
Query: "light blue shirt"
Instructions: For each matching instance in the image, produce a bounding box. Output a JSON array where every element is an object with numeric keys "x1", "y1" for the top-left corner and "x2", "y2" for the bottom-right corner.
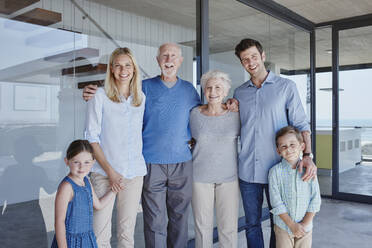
[
  {"x1": 85, "y1": 88, "x2": 147, "y2": 179},
  {"x1": 233, "y1": 71, "x2": 310, "y2": 183},
  {"x1": 269, "y1": 159, "x2": 321, "y2": 235}
]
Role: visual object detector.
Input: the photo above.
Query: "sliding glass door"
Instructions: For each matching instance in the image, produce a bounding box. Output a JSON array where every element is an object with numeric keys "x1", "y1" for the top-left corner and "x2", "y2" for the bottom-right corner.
[{"x1": 333, "y1": 23, "x2": 372, "y2": 203}]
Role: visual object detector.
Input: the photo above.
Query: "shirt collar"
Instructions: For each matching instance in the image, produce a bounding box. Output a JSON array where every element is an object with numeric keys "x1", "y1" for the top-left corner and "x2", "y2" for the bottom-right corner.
[
  {"x1": 281, "y1": 158, "x2": 300, "y2": 172},
  {"x1": 119, "y1": 94, "x2": 133, "y2": 103},
  {"x1": 157, "y1": 75, "x2": 180, "y2": 83},
  {"x1": 247, "y1": 70, "x2": 276, "y2": 88}
]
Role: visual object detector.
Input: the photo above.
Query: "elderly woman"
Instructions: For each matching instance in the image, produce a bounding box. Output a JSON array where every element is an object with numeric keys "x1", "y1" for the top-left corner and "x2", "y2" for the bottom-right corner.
[{"x1": 190, "y1": 70, "x2": 240, "y2": 248}]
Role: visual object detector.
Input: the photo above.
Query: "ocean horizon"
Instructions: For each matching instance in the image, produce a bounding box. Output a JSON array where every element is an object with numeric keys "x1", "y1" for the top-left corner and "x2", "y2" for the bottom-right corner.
[{"x1": 317, "y1": 119, "x2": 372, "y2": 142}]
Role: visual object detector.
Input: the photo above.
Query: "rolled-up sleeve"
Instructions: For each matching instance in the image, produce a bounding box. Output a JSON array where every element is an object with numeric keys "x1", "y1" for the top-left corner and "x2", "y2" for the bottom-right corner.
[
  {"x1": 307, "y1": 177, "x2": 321, "y2": 212},
  {"x1": 85, "y1": 91, "x2": 103, "y2": 144},
  {"x1": 286, "y1": 82, "x2": 310, "y2": 133},
  {"x1": 269, "y1": 168, "x2": 288, "y2": 215}
]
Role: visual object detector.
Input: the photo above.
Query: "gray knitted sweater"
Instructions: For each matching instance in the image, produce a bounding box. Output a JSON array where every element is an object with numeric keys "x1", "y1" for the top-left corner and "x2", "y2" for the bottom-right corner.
[{"x1": 190, "y1": 107, "x2": 240, "y2": 183}]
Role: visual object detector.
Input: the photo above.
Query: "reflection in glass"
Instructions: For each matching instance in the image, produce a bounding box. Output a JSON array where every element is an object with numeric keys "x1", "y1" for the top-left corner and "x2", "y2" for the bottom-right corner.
[
  {"x1": 0, "y1": 14, "x2": 79, "y2": 246},
  {"x1": 207, "y1": 0, "x2": 311, "y2": 241},
  {"x1": 0, "y1": 0, "x2": 197, "y2": 246},
  {"x1": 338, "y1": 26, "x2": 372, "y2": 197},
  {"x1": 0, "y1": 136, "x2": 56, "y2": 247}
]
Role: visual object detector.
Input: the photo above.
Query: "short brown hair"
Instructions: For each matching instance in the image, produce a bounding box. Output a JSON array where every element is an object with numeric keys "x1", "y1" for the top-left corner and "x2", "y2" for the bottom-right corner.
[
  {"x1": 235, "y1": 38, "x2": 264, "y2": 59},
  {"x1": 275, "y1": 126, "x2": 303, "y2": 147},
  {"x1": 66, "y1": 139, "x2": 94, "y2": 160}
]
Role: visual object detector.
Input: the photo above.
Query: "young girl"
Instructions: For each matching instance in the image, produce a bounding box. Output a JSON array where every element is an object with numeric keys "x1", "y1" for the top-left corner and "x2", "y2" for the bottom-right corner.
[{"x1": 51, "y1": 140, "x2": 117, "y2": 248}]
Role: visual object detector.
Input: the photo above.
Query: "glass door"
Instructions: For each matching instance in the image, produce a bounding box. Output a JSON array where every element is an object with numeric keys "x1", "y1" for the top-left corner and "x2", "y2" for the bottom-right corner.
[{"x1": 333, "y1": 24, "x2": 372, "y2": 203}]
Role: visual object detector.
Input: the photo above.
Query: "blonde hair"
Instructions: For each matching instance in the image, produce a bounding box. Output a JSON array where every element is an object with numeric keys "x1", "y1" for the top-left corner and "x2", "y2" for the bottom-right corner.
[{"x1": 104, "y1": 47, "x2": 142, "y2": 106}]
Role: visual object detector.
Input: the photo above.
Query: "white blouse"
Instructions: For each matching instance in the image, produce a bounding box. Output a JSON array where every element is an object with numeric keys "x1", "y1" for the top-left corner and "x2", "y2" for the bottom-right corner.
[{"x1": 85, "y1": 87, "x2": 146, "y2": 179}]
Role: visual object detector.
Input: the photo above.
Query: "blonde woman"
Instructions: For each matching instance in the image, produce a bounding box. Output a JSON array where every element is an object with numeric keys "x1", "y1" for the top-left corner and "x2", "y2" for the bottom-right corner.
[{"x1": 85, "y1": 47, "x2": 146, "y2": 247}]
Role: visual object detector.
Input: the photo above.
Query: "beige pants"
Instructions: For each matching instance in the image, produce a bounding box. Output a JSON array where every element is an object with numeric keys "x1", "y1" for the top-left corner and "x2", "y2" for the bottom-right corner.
[
  {"x1": 274, "y1": 225, "x2": 312, "y2": 248},
  {"x1": 90, "y1": 172, "x2": 143, "y2": 248},
  {"x1": 192, "y1": 180, "x2": 240, "y2": 248}
]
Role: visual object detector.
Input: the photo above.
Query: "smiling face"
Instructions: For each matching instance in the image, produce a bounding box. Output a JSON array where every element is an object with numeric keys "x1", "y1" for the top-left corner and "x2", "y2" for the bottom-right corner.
[
  {"x1": 157, "y1": 44, "x2": 183, "y2": 80},
  {"x1": 65, "y1": 151, "x2": 95, "y2": 181},
  {"x1": 239, "y1": 46, "x2": 266, "y2": 79},
  {"x1": 111, "y1": 54, "x2": 134, "y2": 85},
  {"x1": 204, "y1": 78, "x2": 228, "y2": 104},
  {"x1": 276, "y1": 133, "x2": 305, "y2": 166}
]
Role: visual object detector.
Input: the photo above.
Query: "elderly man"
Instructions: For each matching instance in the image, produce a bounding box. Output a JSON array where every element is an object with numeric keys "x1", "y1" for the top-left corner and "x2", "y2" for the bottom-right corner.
[
  {"x1": 232, "y1": 38, "x2": 317, "y2": 248},
  {"x1": 140, "y1": 43, "x2": 200, "y2": 248},
  {"x1": 83, "y1": 43, "x2": 200, "y2": 248}
]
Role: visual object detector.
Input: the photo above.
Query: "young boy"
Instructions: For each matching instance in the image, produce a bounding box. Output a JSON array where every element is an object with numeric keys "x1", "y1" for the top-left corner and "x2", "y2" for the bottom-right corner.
[{"x1": 269, "y1": 126, "x2": 321, "y2": 248}]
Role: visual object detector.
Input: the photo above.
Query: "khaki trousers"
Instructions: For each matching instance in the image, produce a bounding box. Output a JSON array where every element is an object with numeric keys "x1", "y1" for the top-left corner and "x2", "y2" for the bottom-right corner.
[
  {"x1": 274, "y1": 225, "x2": 312, "y2": 248},
  {"x1": 192, "y1": 180, "x2": 240, "y2": 248},
  {"x1": 90, "y1": 172, "x2": 143, "y2": 248}
]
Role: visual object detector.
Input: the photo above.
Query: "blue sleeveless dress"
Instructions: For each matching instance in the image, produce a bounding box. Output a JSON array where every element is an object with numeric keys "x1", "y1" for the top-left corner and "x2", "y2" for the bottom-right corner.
[{"x1": 51, "y1": 176, "x2": 98, "y2": 248}]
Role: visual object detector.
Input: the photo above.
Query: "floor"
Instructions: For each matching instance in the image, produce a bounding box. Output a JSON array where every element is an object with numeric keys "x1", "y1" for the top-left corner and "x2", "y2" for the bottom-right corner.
[
  {"x1": 339, "y1": 164, "x2": 372, "y2": 195},
  {"x1": 232, "y1": 198, "x2": 372, "y2": 248},
  {"x1": 318, "y1": 163, "x2": 372, "y2": 196},
  {"x1": 1, "y1": 197, "x2": 372, "y2": 247}
]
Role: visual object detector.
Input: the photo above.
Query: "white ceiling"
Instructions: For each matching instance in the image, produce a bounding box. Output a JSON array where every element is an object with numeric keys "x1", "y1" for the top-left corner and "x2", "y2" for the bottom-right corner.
[
  {"x1": 273, "y1": 0, "x2": 372, "y2": 23},
  {"x1": 76, "y1": 0, "x2": 372, "y2": 70},
  {"x1": 91, "y1": 0, "x2": 196, "y2": 29}
]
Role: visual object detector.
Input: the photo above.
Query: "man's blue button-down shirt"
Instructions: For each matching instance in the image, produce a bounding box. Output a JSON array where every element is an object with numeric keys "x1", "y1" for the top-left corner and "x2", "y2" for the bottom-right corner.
[{"x1": 234, "y1": 71, "x2": 310, "y2": 184}]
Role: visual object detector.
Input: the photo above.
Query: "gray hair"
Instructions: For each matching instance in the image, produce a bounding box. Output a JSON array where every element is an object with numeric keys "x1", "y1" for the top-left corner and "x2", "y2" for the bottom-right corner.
[
  {"x1": 157, "y1": 43, "x2": 182, "y2": 58},
  {"x1": 200, "y1": 70, "x2": 232, "y2": 93}
]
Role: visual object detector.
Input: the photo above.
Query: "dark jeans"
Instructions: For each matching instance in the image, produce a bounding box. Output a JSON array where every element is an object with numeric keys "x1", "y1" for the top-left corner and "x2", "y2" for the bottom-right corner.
[{"x1": 239, "y1": 179, "x2": 276, "y2": 248}]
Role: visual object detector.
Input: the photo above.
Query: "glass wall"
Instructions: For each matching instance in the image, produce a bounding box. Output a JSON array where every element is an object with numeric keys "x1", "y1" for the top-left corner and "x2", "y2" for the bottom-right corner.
[
  {"x1": 338, "y1": 25, "x2": 372, "y2": 197},
  {"x1": 315, "y1": 25, "x2": 372, "y2": 197},
  {"x1": 208, "y1": 0, "x2": 310, "y2": 115},
  {"x1": 0, "y1": 0, "x2": 196, "y2": 247},
  {"x1": 315, "y1": 27, "x2": 333, "y2": 196},
  {"x1": 208, "y1": 0, "x2": 311, "y2": 243}
]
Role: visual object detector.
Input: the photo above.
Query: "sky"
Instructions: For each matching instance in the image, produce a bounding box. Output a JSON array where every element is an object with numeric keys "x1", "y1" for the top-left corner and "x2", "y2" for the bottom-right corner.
[{"x1": 284, "y1": 69, "x2": 372, "y2": 127}]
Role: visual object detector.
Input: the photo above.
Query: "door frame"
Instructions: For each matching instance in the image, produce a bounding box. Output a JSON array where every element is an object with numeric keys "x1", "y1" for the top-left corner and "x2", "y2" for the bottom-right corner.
[{"x1": 331, "y1": 18, "x2": 372, "y2": 204}]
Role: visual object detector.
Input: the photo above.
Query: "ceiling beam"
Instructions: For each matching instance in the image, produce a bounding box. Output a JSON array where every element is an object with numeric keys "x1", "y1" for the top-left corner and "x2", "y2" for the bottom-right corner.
[
  {"x1": 280, "y1": 62, "x2": 372, "y2": 75},
  {"x1": 237, "y1": 0, "x2": 315, "y2": 32},
  {"x1": 316, "y1": 13, "x2": 372, "y2": 30}
]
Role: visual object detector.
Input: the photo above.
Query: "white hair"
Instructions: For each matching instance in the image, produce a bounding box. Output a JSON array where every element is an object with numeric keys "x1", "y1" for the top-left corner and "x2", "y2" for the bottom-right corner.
[
  {"x1": 200, "y1": 70, "x2": 232, "y2": 93},
  {"x1": 157, "y1": 43, "x2": 182, "y2": 58}
]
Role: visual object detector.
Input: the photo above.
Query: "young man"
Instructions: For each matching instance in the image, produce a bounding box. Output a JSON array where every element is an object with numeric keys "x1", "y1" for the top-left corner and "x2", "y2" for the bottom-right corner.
[
  {"x1": 269, "y1": 126, "x2": 321, "y2": 248},
  {"x1": 232, "y1": 38, "x2": 317, "y2": 248}
]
